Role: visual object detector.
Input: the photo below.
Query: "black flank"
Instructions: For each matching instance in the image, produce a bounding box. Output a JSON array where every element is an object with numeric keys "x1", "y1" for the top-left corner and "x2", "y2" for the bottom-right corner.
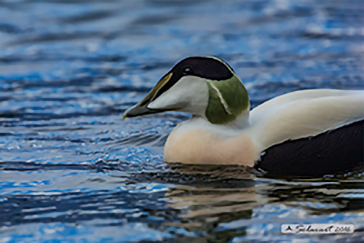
[{"x1": 255, "y1": 119, "x2": 364, "y2": 177}]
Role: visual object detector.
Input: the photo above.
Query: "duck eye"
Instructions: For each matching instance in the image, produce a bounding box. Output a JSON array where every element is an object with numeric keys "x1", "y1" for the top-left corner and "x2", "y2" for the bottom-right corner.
[{"x1": 183, "y1": 67, "x2": 192, "y2": 74}]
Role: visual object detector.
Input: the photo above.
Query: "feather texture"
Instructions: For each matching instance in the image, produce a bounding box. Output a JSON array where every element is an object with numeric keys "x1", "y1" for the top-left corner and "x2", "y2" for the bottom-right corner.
[
  {"x1": 164, "y1": 89, "x2": 364, "y2": 171},
  {"x1": 247, "y1": 89, "x2": 364, "y2": 152}
]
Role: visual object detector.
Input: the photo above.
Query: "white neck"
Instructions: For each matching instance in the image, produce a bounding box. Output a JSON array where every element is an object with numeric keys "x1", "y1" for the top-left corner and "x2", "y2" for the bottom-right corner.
[{"x1": 179, "y1": 110, "x2": 250, "y2": 137}]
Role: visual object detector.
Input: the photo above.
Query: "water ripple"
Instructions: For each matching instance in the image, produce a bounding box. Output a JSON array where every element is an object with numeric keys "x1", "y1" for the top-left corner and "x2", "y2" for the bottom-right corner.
[{"x1": 0, "y1": 0, "x2": 363, "y2": 242}]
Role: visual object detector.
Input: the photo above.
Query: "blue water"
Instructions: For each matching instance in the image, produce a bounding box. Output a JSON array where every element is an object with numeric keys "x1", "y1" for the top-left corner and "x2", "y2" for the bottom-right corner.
[{"x1": 1, "y1": 0, "x2": 364, "y2": 242}]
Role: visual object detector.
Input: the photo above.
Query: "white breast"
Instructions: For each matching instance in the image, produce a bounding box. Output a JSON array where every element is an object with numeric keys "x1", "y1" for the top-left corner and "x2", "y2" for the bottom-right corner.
[
  {"x1": 163, "y1": 118, "x2": 258, "y2": 166},
  {"x1": 163, "y1": 89, "x2": 364, "y2": 166}
]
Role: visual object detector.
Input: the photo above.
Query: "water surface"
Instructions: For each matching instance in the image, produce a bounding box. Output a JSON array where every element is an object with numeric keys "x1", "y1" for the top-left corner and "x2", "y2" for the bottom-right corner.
[{"x1": 1, "y1": 0, "x2": 364, "y2": 242}]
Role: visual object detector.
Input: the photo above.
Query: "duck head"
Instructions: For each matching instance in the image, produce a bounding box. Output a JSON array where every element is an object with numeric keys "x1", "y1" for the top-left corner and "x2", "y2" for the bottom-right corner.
[{"x1": 123, "y1": 56, "x2": 250, "y2": 124}]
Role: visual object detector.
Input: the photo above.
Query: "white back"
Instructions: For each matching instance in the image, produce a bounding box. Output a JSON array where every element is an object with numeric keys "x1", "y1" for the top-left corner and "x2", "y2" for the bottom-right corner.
[{"x1": 247, "y1": 89, "x2": 364, "y2": 152}]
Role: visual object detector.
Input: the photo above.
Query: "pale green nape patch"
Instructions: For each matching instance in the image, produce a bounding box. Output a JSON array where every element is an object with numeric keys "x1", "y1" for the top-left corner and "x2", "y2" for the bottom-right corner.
[{"x1": 205, "y1": 75, "x2": 250, "y2": 124}]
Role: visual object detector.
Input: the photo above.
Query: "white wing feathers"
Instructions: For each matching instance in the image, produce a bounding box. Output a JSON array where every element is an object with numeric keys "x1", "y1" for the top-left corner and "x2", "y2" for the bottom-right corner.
[{"x1": 248, "y1": 89, "x2": 364, "y2": 152}]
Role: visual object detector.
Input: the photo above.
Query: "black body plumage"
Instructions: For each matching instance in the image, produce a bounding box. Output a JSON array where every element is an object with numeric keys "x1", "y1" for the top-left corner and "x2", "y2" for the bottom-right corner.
[{"x1": 255, "y1": 119, "x2": 364, "y2": 177}]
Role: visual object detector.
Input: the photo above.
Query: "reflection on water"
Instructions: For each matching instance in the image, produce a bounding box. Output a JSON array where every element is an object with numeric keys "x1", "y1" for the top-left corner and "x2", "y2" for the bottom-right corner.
[
  {"x1": 0, "y1": 0, "x2": 364, "y2": 241},
  {"x1": 1, "y1": 162, "x2": 364, "y2": 241}
]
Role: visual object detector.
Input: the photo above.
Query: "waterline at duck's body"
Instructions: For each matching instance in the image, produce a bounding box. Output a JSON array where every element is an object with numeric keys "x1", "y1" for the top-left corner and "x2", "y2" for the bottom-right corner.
[{"x1": 123, "y1": 56, "x2": 364, "y2": 176}]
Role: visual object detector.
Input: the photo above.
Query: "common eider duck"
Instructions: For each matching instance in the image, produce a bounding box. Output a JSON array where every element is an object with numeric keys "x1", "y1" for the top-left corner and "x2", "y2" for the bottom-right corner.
[{"x1": 123, "y1": 56, "x2": 364, "y2": 177}]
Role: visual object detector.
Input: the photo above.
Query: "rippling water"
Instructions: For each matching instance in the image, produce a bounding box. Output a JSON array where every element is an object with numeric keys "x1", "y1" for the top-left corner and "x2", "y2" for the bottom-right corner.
[{"x1": 1, "y1": 0, "x2": 364, "y2": 242}]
